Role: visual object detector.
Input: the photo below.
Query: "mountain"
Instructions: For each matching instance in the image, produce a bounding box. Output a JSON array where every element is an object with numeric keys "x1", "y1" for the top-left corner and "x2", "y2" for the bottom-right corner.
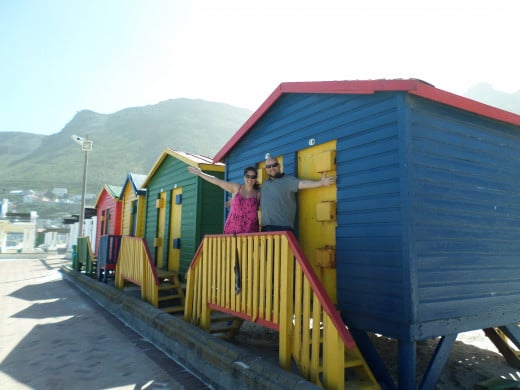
[
  {"x1": 465, "y1": 83, "x2": 520, "y2": 114},
  {"x1": 1, "y1": 88, "x2": 519, "y2": 201},
  {"x1": 0, "y1": 98, "x2": 252, "y2": 196}
]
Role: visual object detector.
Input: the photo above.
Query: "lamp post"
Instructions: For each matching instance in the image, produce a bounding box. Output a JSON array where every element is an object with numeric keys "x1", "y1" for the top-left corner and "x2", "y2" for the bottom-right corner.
[{"x1": 71, "y1": 135, "x2": 93, "y2": 237}]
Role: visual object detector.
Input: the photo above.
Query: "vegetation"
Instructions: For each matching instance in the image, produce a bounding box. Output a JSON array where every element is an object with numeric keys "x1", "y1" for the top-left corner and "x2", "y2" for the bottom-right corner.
[{"x1": 0, "y1": 98, "x2": 251, "y2": 198}]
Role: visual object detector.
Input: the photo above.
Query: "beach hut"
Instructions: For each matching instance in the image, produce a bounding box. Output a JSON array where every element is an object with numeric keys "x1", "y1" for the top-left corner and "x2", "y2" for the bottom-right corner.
[
  {"x1": 120, "y1": 173, "x2": 147, "y2": 237},
  {"x1": 212, "y1": 78, "x2": 520, "y2": 388},
  {"x1": 94, "y1": 184, "x2": 122, "y2": 255},
  {"x1": 142, "y1": 149, "x2": 225, "y2": 277}
]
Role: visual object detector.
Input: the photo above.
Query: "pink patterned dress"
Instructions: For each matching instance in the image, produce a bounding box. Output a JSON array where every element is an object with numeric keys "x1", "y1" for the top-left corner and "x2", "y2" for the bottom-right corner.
[{"x1": 223, "y1": 189, "x2": 259, "y2": 234}]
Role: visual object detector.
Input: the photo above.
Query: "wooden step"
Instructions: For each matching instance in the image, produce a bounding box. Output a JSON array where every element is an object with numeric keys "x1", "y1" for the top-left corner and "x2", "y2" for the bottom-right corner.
[
  {"x1": 156, "y1": 269, "x2": 177, "y2": 279},
  {"x1": 207, "y1": 311, "x2": 244, "y2": 339},
  {"x1": 484, "y1": 327, "x2": 520, "y2": 368},
  {"x1": 158, "y1": 283, "x2": 179, "y2": 291},
  {"x1": 344, "y1": 357, "x2": 364, "y2": 368},
  {"x1": 344, "y1": 378, "x2": 380, "y2": 390},
  {"x1": 158, "y1": 294, "x2": 183, "y2": 301},
  {"x1": 161, "y1": 306, "x2": 185, "y2": 314},
  {"x1": 344, "y1": 346, "x2": 379, "y2": 388}
]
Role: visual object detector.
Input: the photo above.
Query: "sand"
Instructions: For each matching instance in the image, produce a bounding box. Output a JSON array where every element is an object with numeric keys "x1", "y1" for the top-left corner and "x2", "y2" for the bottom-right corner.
[{"x1": 233, "y1": 324, "x2": 520, "y2": 389}]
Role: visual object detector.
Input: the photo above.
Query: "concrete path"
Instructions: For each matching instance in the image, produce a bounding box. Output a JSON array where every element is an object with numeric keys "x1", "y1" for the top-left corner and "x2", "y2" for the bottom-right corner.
[{"x1": 0, "y1": 255, "x2": 209, "y2": 389}]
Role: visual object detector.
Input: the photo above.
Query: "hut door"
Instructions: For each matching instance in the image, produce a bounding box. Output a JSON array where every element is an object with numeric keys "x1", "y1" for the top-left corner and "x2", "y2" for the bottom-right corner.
[
  {"x1": 298, "y1": 140, "x2": 337, "y2": 303},
  {"x1": 155, "y1": 191, "x2": 167, "y2": 269},
  {"x1": 168, "y1": 187, "x2": 182, "y2": 272}
]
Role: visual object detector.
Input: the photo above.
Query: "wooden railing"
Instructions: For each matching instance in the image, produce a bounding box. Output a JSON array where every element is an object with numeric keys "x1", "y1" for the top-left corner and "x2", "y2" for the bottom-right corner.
[
  {"x1": 76, "y1": 236, "x2": 96, "y2": 276},
  {"x1": 184, "y1": 232, "x2": 379, "y2": 389},
  {"x1": 97, "y1": 235, "x2": 121, "y2": 281},
  {"x1": 115, "y1": 236, "x2": 160, "y2": 306}
]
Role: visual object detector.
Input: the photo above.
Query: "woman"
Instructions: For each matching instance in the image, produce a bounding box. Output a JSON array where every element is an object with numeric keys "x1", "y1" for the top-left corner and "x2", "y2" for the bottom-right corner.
[{"x1": 187, "y1": 166, "x2": 260, "y2": 234}]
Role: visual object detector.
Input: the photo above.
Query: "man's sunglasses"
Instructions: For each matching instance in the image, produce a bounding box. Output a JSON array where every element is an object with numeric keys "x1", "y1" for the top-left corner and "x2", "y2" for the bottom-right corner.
[{"x1": 265, "y1": 162, "x2": 279, "y2": 169}]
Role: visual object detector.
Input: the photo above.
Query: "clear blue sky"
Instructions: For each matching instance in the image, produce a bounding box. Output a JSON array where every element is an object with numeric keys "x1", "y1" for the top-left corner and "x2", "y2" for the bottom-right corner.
[{"x1": 1, "y1": 0, "x2": 519, "y2": 135}]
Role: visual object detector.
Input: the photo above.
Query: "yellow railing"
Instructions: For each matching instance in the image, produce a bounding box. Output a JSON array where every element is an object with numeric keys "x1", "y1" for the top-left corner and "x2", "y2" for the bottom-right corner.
[
  {"x1": 184, "y1": 232, "x2": 379, "y2": 389},
  {"x1": 115, "y1": 236, "x2": 160, "y2": 307}
]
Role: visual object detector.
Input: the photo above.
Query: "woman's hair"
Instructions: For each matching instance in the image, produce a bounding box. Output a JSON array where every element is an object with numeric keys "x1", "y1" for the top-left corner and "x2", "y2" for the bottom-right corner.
[
  {"x1": 243, "y1": 166, "x2": 260, "y2": 190},
  {"x1": 243, "y1": 166, "x2": 257, "y2": 176}
]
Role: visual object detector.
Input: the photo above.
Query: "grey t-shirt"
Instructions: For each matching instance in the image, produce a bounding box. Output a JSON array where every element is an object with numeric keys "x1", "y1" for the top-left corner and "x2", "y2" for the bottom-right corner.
[{"x1": 260, "y1": 174, "x2": 300, "y2": 228}]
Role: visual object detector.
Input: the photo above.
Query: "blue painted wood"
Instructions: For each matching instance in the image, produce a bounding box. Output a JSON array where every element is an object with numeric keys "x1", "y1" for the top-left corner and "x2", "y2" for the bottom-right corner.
[
  {"x1": 419, "y1": 334, "x2": 456, "y2": 390},
  {"x1": 398, "y1": 340, "x2": 416, "y2": 389},
  {"x1": 222, "y1": 89, "x2": 520, "y2": 386},
  {"x1": 97, "y1": 234, "x2": 121, "y2": 282},
  {"x1": 500, "y1": 324, "x2": 520, "y2": 347}
]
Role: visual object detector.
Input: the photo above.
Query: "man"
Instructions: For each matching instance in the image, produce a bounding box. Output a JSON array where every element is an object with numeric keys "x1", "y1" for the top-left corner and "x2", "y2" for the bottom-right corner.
[{"x1": 260, "y1": 156, "x2": 336, "y2": 232}]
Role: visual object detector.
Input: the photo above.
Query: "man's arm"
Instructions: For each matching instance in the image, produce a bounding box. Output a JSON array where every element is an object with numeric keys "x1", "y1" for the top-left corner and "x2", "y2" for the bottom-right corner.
[{"x1": 298, "y1": 172, "x2": 336, "y2": 190}]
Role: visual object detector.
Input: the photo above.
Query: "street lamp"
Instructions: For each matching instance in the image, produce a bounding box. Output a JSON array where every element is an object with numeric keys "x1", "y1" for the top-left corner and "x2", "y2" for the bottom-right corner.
[{"x1": 71, "y1": 135, "x2": 93, "y2": 237}]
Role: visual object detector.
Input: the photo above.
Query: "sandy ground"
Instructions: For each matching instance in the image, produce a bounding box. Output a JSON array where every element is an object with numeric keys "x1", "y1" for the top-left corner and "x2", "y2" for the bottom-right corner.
[{"x1": 233, "y1": 323, "x2": 520, "y2": 389}]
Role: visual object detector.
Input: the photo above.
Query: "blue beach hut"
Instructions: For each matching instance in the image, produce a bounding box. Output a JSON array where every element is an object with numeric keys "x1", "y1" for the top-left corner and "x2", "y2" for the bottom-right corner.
[{"x1": 213, "y1": 78, "x2": 520, "y2": 388}]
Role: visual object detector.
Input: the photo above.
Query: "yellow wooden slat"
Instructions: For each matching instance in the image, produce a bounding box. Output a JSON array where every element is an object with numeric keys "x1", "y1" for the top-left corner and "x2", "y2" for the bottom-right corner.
[
  {"x1": 273, "y1": 235, "x2": 280, "y2": 324},
  {"x1": 259, "y1": 235, "x2": 266, "y2": 320},
  {"x1": 265, "y1": 237, "x2": 273, "y2": 320},
  {"x1": 322, "y1": 315, "x2": 345, "y2": 389},
  {"x1": 293, "y1": 266, "x2": 303, "y2": 360},
  {"x1": 279, "y1": 236, "x2": 294, "y2": 371},
  {"x1": 231, "y1": 236, "x2": 237, "y2": 311},
  {"x1": 251, "y1": 236, "x2": 260, "y2": 321},
  {"x1": 201, "y1": 240, "x2": 210, "y2": 330},
  {"x1": 310, "y1": 296, "x2": 322, "y2": 384},
  {"x1": 301, "y1": 275, "x2": 312, "y2": 378},
  {"x1": 246, "y1": 236, "x2": 254, "y2": 316}
]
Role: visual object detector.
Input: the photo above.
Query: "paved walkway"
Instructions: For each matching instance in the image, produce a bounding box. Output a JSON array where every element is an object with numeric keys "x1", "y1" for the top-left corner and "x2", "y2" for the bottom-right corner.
[{"x1": 0, "y1": 255, "x2": 209, "y2": 389}]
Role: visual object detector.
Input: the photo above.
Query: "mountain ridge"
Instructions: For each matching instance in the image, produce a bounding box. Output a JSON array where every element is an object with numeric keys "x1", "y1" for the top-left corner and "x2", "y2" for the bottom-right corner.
[
  {"x1": 1, "y1": 84, "x2": 519, "y2": 198},
  {"x1": 0, "y1": 98, "x2": 252, "y2": 195}
]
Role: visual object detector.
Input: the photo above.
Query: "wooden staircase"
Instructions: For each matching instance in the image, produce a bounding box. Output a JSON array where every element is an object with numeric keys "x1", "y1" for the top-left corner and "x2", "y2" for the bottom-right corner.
[
  {"x1": 343, "y1": 344, "x2": 380, "y2": 389},
  {"x1": 292, "y1": 312, "x2": 379, "y2": 388},
  {"x1": 206, "y1": 311, "x2": 244, "y2": 339},
  {"x1": 156, "y1": 269, "x2": 185, "y2": 315},
  {"x1": 76, "y1": 237, "x2": 97, "y2": 278},
  {"x1": 185, "y1": 233, "x2": 381, "y2": 389},
  {"x1": 484, "y1": 325, "x2": 520, "y2": 368}
]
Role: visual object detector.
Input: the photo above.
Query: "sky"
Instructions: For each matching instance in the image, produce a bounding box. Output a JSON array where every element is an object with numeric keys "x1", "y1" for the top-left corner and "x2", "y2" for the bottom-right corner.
[{"x1": 1, "y1": 0, "x2": 519, "y2": 135}]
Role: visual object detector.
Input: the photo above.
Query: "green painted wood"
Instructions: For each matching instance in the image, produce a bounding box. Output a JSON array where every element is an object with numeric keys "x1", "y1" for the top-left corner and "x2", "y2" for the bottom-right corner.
[{"x1": 144, "y1": 154, "x2": 224, "y2": 278}]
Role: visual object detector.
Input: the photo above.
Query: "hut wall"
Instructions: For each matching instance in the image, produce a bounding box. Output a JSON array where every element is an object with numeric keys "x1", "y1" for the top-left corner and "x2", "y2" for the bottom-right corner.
[
  {"x1": 144, "y1": 156, "x2": 224, "y2": 275},
  {"x1": 121, "y1": 183, "x2": 136, "y2": 235},
  {"x1": 95, "y1": 191, "x2": 122, "y2": 254},
  {"x1": 226, "y1": 91, "x2": 520, "y2": 341},
  {"x1": 121, "y1": 183, "x2": 146, "y2": 237},
  {"x1": 226, "y1": 92, "x2": 407, "y2": 336},
  {"x1": 403, "y1": 96, "x2": 520, "y2": 339}
]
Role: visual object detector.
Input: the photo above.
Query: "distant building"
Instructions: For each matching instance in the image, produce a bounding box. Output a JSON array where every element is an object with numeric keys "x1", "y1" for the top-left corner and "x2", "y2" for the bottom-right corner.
[
  {"x1": 0, "y1": 209, "x2": 38, "y2": 253},
  {"x1": 0, "y1": 198, "x2": 7, "y2": 217},
  {"x1": 52, "y1": 188, "x2": 68, "y2": 197}
]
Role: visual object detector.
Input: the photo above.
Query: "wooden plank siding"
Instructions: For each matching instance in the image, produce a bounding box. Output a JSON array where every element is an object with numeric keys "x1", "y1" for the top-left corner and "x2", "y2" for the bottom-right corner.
[
  {"x1": 406, "y1": 96, "x2": 520, "y2": 339},
  {"x1": 120, "y1": 180, "x2": 146, "y2": 237},
  {"x1": 94, "y1": 185, "x2": 123, "y2": 255},
  {"x1": 220, "y1": 82, "x2": 520, "y2": 344},
  {"x1": 211, "y1": 80, "x2": 520, "y2": 386},
  {"x1": 225, "y1": 92, "x2": 407, "y2": 338},
  {"x1": 144, "y1": 154, "x2": 225, "y2": 277},
  {"x1": 121, "y1": 182, "x2": 135, "y2": 235}
]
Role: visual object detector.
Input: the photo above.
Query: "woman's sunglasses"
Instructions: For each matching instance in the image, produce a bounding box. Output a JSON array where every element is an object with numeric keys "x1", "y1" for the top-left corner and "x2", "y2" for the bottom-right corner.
[{"x1": 245, "y1": 174, "x2": 257, "y2": 179}]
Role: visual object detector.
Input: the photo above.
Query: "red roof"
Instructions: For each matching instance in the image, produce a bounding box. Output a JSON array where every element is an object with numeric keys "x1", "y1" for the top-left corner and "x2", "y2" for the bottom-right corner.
[{"x1": 213, "y1": 79, "x2": 520, "y2": 162}]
